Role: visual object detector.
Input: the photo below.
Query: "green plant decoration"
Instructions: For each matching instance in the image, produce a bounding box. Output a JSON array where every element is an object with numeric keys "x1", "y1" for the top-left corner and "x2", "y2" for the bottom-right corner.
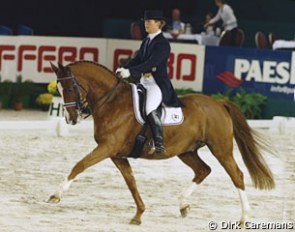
[
  {"x1": 211, "y1": 88, "x2": 267, "y2": 119},
  {"x1": 232, "y1": 88, "x2": 267, "y2": 119},
  {"x1": 11, "y1": 75, "x2": 35, "y2": 103},
  {"x1": 175, "y1": 88, "x2": 198, "y2": 96}
]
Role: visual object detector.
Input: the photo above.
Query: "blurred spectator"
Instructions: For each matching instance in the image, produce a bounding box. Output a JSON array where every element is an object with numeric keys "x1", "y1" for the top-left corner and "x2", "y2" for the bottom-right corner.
[
  {"x1": 204, "y1": 0, "x2": 238, "y2": 45},
  {"x1": 166, "y1": 8, "x2": 185, "y2": 34},
  {"x1": 197, "y1": 13, "x2": 216, "y2": 35}
]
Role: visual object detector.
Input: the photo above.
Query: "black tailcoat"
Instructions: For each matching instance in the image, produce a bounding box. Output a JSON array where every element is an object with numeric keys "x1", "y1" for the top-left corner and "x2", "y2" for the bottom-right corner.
[{"x1": 124, "y1": 33, "x2": 182, "y2": 107}]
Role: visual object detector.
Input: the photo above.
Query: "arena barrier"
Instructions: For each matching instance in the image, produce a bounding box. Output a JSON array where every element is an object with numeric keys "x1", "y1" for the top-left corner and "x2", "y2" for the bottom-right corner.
[
  {"x1": 1, "y1": 36, "x2": 294, "y2": 118},
  {"x1": 0, "y1": 117, "x2": 295, "y2": 136},
  {"x1": 0, "y1": 118, "x2": 93, "y2": 137}
]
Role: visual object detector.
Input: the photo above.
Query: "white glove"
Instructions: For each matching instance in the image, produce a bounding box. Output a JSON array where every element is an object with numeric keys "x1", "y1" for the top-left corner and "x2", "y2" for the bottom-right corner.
[
  {"x1": 116, "y1": 68, "x2": 130, "y2": 79},
  {"x1": 115, "y1": 67, "x2": 123, "y2": 74}
]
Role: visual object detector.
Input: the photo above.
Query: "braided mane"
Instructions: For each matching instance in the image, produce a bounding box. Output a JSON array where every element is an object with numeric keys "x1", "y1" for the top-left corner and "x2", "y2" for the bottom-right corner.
[{"x1": 67, "y1": 60, "x2": 115, "y2": 76}]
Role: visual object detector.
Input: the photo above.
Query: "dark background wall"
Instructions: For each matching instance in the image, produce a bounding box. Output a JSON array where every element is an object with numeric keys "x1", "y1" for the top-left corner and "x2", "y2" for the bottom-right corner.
[{"x1": 1, "y1": 0, "x2": 295, "y2": 47}]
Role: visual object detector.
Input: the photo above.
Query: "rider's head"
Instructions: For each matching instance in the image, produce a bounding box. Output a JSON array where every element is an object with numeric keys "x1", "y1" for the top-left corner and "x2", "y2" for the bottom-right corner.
[{"x1": 143, "y1": 10, "x2": 166, "y2": 34}]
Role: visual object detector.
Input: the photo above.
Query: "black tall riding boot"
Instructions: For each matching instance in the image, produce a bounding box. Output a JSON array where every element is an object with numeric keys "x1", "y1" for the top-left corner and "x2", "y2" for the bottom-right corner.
[{"x1": 147, "y1": 110, "x2": 165, "y2": 154}]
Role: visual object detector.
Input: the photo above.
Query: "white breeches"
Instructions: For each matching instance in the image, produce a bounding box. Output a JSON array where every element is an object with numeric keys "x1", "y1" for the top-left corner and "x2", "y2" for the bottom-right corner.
[{"x1": 140, "y1": 76, "x2": 162, "y2": 115}]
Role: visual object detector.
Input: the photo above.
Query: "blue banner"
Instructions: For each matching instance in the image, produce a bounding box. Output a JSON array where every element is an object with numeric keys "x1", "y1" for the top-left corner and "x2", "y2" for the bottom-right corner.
[{"x1": 203, "y1": 46, "x2": 294, "y2": 100}]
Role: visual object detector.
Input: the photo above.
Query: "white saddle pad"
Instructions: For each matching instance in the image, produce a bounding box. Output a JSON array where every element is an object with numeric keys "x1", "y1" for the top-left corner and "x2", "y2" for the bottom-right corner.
[{"x1": 131, "y1": 83, "x2": 184, "y2": 126}]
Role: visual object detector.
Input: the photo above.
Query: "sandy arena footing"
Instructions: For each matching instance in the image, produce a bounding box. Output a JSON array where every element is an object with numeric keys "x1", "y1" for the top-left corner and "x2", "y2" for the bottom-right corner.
[{"x1": 0, "y1": 110, "x2": 294, "y2": 232}]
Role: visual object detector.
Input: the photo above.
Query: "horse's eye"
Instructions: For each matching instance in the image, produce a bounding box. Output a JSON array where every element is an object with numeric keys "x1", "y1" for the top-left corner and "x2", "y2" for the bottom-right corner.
[{"x1": 65, "y1": 88, "x2": 73, "y2": 93}]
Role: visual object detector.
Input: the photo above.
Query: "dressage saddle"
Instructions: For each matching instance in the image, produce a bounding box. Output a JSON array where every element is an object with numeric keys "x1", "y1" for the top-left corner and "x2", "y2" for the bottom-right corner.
[{"x1": 129, "y1": 84, "x2": 163, "y2": 158}]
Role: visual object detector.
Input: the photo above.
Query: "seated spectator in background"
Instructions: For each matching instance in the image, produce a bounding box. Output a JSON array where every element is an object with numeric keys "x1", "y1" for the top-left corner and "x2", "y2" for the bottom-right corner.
[
  {"x1": 204, "y1": 0, "x2": 238, "y2": 45},
  {"x1": 166, "y1": 8, "x2": 185, "y2": 34}
]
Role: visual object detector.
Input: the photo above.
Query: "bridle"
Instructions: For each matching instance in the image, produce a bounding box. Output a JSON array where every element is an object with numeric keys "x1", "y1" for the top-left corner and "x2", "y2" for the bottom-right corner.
[{"x1": 58, "y1": 74, "x2": 122, "y2": 119}]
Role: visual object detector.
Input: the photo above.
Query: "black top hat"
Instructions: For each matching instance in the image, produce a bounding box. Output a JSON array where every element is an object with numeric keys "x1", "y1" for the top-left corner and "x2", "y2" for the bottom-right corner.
[{"x1": 143, "y1": 10, "x2": 166, "y2": 21}]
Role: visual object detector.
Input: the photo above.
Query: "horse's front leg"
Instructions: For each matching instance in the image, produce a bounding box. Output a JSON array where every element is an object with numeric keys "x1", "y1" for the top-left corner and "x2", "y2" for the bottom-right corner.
[
  {"x1": 47, "y1": 145, "x2": 110, "y2": 203},
  {"x1": 111, "y1": 157, "x2": 145, "y2": 225}
]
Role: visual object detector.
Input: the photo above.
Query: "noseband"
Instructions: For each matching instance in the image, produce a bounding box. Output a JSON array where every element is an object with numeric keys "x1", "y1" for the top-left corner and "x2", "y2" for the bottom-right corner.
[{"x1": 59, "y1": 74, "x2": 121, "y2": 119}]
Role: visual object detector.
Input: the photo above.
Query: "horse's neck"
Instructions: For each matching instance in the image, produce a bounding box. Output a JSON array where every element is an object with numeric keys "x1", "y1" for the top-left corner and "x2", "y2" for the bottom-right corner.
[
  {"x1": 87, "y1": 76, "x2": 116, "y2": 97},
  {"x1": 91, "y1": 83, "x2": 131, "y2": 123},
  {"x1": 74, "y1": 67, "x2": 117, "y2": 101},
  {"x1": 75, "y1": 68, "x2": 131, "y2": 114}
]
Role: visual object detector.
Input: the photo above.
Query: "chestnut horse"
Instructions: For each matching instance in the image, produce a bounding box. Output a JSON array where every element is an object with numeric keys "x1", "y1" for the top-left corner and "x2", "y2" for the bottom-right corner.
[{"x1": 48, "y1": 61, "x2": 275, "y2": 225}]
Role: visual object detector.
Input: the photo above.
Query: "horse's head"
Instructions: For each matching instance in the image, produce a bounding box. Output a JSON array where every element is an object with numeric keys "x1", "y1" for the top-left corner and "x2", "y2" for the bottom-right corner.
[{"x1": 51, "y1": 62, "x2": 88, "y2": 125}]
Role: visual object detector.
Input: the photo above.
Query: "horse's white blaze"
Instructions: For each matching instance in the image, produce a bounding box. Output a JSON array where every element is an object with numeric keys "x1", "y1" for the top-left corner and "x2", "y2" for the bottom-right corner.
[
  {"x1": 57, "y1": 82, "x2": 71, "y2": 123},
  {"x1": 179, "y1": 182, "x2": 197, "y2": 209},
  {"x1": 57, "y1": 82, "x2": 64, "y2": 99},
  {"x1": 237, "y1": 188, "x2": 250, "y2": 222}
]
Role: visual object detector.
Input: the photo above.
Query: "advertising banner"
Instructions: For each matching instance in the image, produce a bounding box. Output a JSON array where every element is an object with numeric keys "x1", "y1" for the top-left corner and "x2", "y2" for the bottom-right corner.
[
  {"x1": 1, "y1": 37, "x2": 205, "y2": 92},
  {"x1": 107, "y1": 39, "x2": 205, "y2": 92},
  {"x1": 169, "y1": 42, "x2": 205, "y2": 92},
  {"x1": 106, "y1": 39, "x2": 141, "y2": 72},
  {"x1": 203, "y1": 47, "x2": 295, "y2": 100},
  {"x1": 0, "y1": 36, "x2": 107, "y2": 83}
]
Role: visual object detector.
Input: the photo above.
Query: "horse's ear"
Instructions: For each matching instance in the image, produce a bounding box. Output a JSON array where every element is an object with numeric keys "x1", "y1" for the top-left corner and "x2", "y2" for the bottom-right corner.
[
  {"x1": 50, "y1": 62, "x2": 58, "y2": 74},
  {"x1": 58, "y1": 63, "x2": 65, "y2": 70}
]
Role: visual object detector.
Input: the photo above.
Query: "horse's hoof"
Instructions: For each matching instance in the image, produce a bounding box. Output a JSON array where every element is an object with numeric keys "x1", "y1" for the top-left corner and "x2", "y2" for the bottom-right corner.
[
  {"x1": 47, "y1": 194, "x2": 61, "y2": 204},
  {"x1": 180, "y1": 205, "x2": 190, "y2": 218},
  {"x1": 129, "y1": 218, "x2": 141, "y2": 225}
]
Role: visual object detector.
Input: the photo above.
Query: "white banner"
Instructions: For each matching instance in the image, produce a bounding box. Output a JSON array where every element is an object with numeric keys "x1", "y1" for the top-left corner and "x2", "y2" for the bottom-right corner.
[
  {"x1": 107, "y1": 39, "x2": 205, "y2": 91},
  {"x1": 169, "y1": 42, "x2": 205, "y2": 91},
  {"x1": 0, "y1": 36, "x2": 107, "y2": 83},
  {"x1": 1, "y1": 36, "x2": 205, "y2": 91},
  {"x1": 106, "y1": 39, "x2": 141, "y2": 72}
]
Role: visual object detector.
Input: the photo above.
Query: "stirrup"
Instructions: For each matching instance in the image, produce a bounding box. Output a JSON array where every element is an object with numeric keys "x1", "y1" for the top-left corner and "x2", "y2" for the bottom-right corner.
[
  {"x1": 155, "y1": 144, "x2": 166, "y2": 154},
  {"x1": 148, "y1": 139, "x2": 166, "y2": 154},
  {"x1": 154, "y1": 137, "x2": 166, "y2": 154}
]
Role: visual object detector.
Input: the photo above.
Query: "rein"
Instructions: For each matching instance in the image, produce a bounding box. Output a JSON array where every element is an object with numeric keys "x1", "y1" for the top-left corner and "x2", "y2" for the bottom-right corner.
[
  {"x1": 59, "y1": 75, "x2": 122, "y2": 119},
  {"x1": 88, "y1": 77, "x2": 122, "y2": 112}
]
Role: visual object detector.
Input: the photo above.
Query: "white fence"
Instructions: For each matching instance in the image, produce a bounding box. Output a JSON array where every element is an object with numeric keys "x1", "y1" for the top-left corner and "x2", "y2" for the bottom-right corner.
[
  {"x1": 0, "y1": 118, "x2": 93, "y2": 136},
  {"x1": 0, "y1": 116, "x2": 295, "y2": 136}
]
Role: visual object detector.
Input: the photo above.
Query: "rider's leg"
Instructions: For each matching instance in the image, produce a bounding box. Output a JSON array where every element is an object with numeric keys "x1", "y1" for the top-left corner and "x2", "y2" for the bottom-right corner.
[
  {"x1": 140, "y1": 76, "x2": 164, "y2": 153},
  {"x1": 146, "y1": 110, "x2": 165, "y2": 153}
]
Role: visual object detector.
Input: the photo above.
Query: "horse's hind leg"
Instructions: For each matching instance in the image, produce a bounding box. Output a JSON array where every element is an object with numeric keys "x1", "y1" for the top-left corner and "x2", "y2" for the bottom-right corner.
[
  {"x1": 208, "y1": 142, "x2": 250, "y2": 225},
  {"x1": 111, "y1": 158, "x2": 145, "y2": 225},
  {"x1": 177, "y1": 150, "x2": 211, "y2": 217},
  {"x1": 47, "y1": 145, "x2": 110, "y2": 203}
]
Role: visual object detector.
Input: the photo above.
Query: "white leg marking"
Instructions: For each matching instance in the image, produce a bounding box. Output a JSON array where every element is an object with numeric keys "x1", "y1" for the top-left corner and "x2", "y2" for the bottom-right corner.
[
  {"x1": 61, "y1": 179, "x2": 73, "y2": 191},
  {"x1": 179, "y1": 182, "x2": 197, "y2": 209},
  {"x1": 54, "y1": 179, "x2": 73, "y2": 198},
  {"x1": 237, "y1": 188, "x2": 250, "y2": 223}
]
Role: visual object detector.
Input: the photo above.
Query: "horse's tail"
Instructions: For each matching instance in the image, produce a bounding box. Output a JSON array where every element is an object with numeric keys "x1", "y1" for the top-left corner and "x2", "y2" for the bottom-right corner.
[{"x1": 222, "y1": 100, "x2": 275, "y2": 190}]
